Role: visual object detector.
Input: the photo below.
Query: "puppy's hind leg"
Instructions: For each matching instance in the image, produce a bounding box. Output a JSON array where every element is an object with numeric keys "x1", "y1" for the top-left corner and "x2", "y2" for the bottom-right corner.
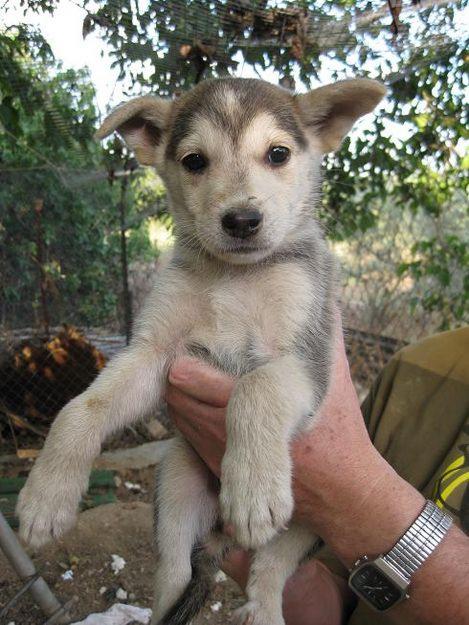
[
  {"x1": 233, "y1": 524, "x2": 318, "y2": 625},
  {"x1": 152, "y1": 436, "x2": 219, "y2": 625}
]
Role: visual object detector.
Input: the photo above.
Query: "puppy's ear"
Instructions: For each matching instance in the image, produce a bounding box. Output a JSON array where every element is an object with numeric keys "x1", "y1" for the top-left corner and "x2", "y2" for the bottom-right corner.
[
  {"x1": 95, "y1": 96, "x2": 172, "y2": 165},
  {"x1": 296, "y1": 79, "x2": 386, "y2": 152}
]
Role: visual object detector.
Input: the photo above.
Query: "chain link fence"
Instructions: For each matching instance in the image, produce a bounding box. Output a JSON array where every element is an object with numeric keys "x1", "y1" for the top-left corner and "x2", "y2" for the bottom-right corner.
[
  {"x1": 0, "y1": 154, "x2": 456, "y2": 456},
  {"x1": 2, "y1": 0, "x2": 466, "y2": 458},
  {"x1": 0, "y1": 169, "x2": 448, "y2": 449},
  {"x1": 0, "y1": 165, "x2": 169, "y2": 453}
]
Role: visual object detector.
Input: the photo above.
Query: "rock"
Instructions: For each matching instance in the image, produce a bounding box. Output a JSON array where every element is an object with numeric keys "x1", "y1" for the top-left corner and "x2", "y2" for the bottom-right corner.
[{"x1": 94, "y1": 440, "x2": 171, "y2": 470}]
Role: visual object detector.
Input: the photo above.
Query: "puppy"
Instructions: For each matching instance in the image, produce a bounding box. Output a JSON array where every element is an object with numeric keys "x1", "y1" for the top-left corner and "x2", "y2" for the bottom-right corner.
[{"x1": 17, "y1": 77, "x2": 385, "y2": 625}]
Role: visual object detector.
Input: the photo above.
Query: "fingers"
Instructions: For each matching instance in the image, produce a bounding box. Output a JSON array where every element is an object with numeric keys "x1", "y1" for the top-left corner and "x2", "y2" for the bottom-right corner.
[
  {"x1": 165, "y1": 382, "x2": 227, "y2": 448},
  {"x1": 168, "y1": 406, "x2": 225, "y2": 477},
  {"x1": 169, "y1": 404, "x2": 202, "y2": 438},
  {"x1": 165, "y1": 360, "x2": 230, "y2": 478},
  {"x1": 165, "y1": 384, "x2": 226, "y2": 425},
  {"x1": 168, "y1": 357, "x2": 235, "y2": 407}
]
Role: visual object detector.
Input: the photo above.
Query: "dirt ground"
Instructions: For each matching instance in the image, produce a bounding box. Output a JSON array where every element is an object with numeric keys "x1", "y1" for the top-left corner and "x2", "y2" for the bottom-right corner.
[{"x1": 0, "y1": 466, "x2": 244, "y2": 624}]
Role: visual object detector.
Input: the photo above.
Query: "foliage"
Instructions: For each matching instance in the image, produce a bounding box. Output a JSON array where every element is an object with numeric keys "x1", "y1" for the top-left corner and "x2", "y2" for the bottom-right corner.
[
  {"x1": 398, "y1": 233, "x2": 469, "y2": 328},
  {"x1": 0, "y1": 24, "x2": 53, "y2": 136},
  {"x1": 336, "y1": 193, "x2": 468, "y2": 338},
  {"x1": 0, "y1": 26, "x2": 161, "y2": 329},
  {"x1": 78, "y1": 0, "x2": 469, "y2": 328},
  {"x1": 1, "y1": 0, "x2": 468, "y2": 331}
]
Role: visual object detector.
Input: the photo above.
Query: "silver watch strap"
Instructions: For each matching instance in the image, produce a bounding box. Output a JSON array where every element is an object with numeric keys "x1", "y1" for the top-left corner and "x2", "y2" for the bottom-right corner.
[{"x1": 382, "y1": 500, "x2": 453, "y2": 582}]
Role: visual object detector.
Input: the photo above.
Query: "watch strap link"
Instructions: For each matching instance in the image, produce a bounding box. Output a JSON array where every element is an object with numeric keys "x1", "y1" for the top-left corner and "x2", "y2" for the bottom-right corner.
[{"x1": 382, "y1": 500, "x2": 453, "y2": 582}]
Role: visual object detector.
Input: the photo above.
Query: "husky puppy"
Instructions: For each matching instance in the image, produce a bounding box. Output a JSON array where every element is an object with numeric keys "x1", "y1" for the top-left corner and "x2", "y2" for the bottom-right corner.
[{"x1": 17, "y1": 77, "x2": 385, "y2": 625}]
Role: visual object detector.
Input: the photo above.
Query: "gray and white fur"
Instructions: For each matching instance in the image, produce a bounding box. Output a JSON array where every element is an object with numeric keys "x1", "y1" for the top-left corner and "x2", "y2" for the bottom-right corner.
[{"x1": 17, "y1": 77, "x2": 386, "y2": 625}]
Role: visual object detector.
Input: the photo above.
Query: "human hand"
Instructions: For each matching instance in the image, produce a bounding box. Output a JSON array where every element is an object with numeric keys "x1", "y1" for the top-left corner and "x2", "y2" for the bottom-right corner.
[
  {"x1": 167, "y1": 329, "x2": 468, "y2": 625},
  {"x1": 165, "y1": 324, "x2": 376, "y2": 531},
  {"x1": 165, "y1": 327, "x2": 363, "y2": 623},
  {"x1": 166, "y1": 323, "x2": 423, "y2": 566}
]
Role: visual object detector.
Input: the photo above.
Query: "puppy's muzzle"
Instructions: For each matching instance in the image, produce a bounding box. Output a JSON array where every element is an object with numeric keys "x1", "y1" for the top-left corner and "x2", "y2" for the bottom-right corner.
[{"x1": 221, "y1": 209, "x2": 263, "y2": 239}]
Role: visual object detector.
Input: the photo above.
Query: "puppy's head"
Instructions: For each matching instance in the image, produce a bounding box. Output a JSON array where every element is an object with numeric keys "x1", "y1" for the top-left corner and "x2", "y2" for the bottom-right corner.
[{"x1": 97, "y1": 78, "x2": 385, "y2": 264}]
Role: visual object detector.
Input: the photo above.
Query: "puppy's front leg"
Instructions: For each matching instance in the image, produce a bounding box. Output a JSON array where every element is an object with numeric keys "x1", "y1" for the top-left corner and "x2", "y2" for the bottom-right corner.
[
  {"x1": 17, "y1": 342, "x2": 166, "y2": 548},
  {"x1": 220, "y1": 355, "x2": 315, "y2": 549},
  {"x1": 234, "y1": 524, "x2": 317, "y2": 625}
]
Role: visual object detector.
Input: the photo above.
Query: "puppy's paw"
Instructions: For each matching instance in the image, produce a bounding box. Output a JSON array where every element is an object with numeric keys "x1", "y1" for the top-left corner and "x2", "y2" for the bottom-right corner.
[
  {"x1": 220, "y1": 455, "x2": 293, "y2": 549},
  {"x1": 233, "y1": 601, "x2": 285, "y2": 625},
  {"x1": 16, "y1": 471, "x2": 81, "y2": 549}
]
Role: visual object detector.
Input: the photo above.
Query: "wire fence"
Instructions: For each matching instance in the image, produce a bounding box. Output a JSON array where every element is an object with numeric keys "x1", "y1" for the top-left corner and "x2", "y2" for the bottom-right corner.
[
  {"x1": 1, "y1": 0, "x2": 465, "y2": 457},
  {"x1": 0, "y1": 164, "x2": 163, "y2": 452},
  {"x1": 1, "y1": 161, "x2": 445, "y2": 457}
]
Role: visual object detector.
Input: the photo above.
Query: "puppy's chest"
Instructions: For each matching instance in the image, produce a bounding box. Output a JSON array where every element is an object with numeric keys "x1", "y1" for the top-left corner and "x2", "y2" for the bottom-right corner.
[{"x1": 186, "y1": 263, "x2": 312, "y2": 375}]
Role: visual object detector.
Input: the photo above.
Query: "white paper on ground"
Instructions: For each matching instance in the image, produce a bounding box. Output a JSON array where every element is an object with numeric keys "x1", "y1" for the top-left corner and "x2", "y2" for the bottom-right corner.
[
  {"x1": 110, "y1": 554, "x2": 126, "y2": 574},
  {"x1": 71, "y1": 603, "x2": 151, "y2": 625}
]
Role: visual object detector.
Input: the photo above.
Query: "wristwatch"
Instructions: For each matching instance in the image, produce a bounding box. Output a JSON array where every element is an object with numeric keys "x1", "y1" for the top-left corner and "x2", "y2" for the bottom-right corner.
[{"x1": 348, "y1": 500, "x2": 453, "y2": 612}]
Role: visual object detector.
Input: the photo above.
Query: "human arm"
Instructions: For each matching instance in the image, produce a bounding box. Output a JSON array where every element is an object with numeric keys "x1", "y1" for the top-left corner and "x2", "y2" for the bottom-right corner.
[{"x1": 165, "y1": 331, "x2": 469, "y2": 625}]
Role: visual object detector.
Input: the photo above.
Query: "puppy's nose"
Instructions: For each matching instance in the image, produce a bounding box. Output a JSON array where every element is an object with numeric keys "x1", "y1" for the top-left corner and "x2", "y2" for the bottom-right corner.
[{"x1": 221, "y1": 209, "x2": 263, "y2": 239}]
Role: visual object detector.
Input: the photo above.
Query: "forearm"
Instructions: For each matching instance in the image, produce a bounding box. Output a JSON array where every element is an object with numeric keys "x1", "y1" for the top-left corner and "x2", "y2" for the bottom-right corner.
[
  {"x1": 165, "y1": 349, "x2": 469, "y2": 624},
  {"x1": 294, "y1": 442, "x2": 469, "y2": 624}
]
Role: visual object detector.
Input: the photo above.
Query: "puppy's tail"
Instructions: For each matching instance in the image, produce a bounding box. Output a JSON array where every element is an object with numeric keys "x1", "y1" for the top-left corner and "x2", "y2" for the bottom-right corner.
[{"x1": 159, "y1": 542, "x2": 220, "y2": 625}]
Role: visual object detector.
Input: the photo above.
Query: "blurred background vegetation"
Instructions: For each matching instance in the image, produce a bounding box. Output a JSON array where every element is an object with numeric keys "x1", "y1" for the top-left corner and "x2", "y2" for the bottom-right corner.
[{"x1": 0, "y1": 0, "x2": 467, "y2": 341}]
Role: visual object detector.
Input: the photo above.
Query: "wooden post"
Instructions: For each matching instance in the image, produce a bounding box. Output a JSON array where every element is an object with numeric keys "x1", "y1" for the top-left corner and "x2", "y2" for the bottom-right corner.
[
  {"x1": 119, "y1": 175, "x2": 132, "y2": 345},
  {"x1": 33, "y1": 199, "x2": 50, "y2": 339}
]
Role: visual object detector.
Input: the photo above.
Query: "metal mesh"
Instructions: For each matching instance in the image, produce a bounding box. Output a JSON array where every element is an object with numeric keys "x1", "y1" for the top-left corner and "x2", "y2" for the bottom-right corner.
[
  {"x1": 0, "y1": 0, "x2": 461, "y2": 453},
  {"x1": 0, "y1": 165, "x2": 166, "y2": 453},
  {"x1": 1, "y1": 165, "x2": 454, "y2": 449},
  {"x1": 0, "y1": 163, "x2": 439, "y2": 453}
]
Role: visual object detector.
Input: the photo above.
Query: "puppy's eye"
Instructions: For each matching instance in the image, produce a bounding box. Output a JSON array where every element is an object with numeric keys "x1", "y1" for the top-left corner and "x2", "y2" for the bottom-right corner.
[
  {"x1": 182, "y1": 153, "x2": 207, "y2": 173},
  {"x1": 267, "y1": 146, "x2": 290, "y2": 166}
]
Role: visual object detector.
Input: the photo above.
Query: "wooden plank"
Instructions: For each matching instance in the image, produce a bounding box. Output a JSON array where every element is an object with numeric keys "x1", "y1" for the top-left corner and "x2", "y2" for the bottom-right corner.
[
  {"x1": 0, "y1": 477, "x2": 26, "y2": 494},
  {"x1": 0, "y1": 470, "x2": 116, "y2": 495},
  {"x1": 88, "y1": 469, "x2": 117, "y2": 488}
]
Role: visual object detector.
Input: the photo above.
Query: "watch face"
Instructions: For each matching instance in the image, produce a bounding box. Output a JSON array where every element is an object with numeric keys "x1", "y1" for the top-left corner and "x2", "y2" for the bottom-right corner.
[{"x1": 350, "y1": 563, "x2": 403, "y2": 611}]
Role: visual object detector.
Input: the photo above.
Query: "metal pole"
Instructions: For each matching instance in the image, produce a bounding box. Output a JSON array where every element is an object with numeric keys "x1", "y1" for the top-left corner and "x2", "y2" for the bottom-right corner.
[{"x1": 0, "y1": 511, "x2": 69, "y2": 623}]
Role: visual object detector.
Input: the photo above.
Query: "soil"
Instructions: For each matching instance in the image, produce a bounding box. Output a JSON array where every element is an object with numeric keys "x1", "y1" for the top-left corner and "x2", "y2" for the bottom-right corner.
[{"x1": 0, "y1": 466, "x2": 244, "y2": 625}]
